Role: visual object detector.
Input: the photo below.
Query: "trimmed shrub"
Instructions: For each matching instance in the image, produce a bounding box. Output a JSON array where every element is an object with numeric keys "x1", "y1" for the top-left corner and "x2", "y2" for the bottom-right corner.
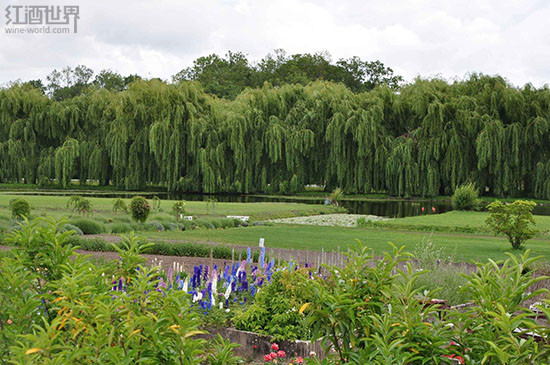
[
  {"x1": 61, "y1": 223, "x2": 84, "y2": 235},
  {"x1": 148, "y1": 221, "x2": 165, "y2": 232},
  {"x1": 452, "y1": 182, "x2": 480, "y2": 210},
  {"x1": 69, "y1": 218, "x2": 106, "y2": 235},
  {"x1": 10, "y1": 198, "x2": 31, "y2": 219},
  {"x1": 130, "y1": 196, "x2": 151, "y2": 223},
  {"x1": 109, "y1": 223, "x2": 133, "y2": 234}
]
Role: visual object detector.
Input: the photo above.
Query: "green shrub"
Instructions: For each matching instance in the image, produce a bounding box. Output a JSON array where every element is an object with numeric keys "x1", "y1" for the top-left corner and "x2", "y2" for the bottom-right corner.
[
  {"x1": 148, "y1": 221, "x2": 165, "y2": 232},
  {"x1": 163, "y1": 222, "x2": 179, "y2": 231},
  {"x1": 112, "y1": 198, "x2": 128, "y2": 215},
  {"x1": 9, "y1": 198, "x2": 31, "y2": 219},
  {"x1": 172, "y1": 200, "x2": 186, "y2": 217},
  {"x1": 129, "y1": 196, "x2": 151, "y2": 222},
  {"x1": 486, "y1": 200, "x2": 537, "y2": 249},
  {"x1": 109, "y1": 223, "x2": 133, "y2": 234},
  {"x1": 69, "y1": 218, "x2": 106, "y2": 235},
  {"x1": 452, "y1": 182, "x2": 480, "y2": 210},
  {"x1": 61, "y1": 223, "x2": 84, "y2": 235},
  {"x1": 67, "y1": 196, "x2": 93, "y2": 217}
]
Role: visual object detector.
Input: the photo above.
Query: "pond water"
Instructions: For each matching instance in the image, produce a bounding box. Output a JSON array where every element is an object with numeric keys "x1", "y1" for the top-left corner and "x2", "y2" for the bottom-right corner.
[{"x1": 4, "y1": 191, "x2": 550, "y2": 218}]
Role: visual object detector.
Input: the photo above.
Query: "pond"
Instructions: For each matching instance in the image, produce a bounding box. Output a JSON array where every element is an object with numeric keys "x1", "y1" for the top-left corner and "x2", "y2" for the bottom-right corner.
[{"x1": 4, "y1": 191, "x2": 550, "y2": 218}]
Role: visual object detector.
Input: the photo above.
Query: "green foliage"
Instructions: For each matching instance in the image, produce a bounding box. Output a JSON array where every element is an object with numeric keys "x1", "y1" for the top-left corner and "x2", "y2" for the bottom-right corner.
[
  {"x1": 129, "y1": 196, "x2": 151, "y2": 223},
  {"x1": 172, "y1": 200, "x2": 186, "y2": 218},
  {"x1": 64, "y1": 235, "x2": 254, "y2": 261},
  {"x1": 303, "y1": 241, "x2": 550, "y2": 364},
  {"x1": 234, "y1": 269, "x2": 312, "y2": 341},
  {"x1": 328, "y1": 187, "x2": 344, "y2": 206},
  {"x1": 0, "y1": 218, "x2": 239, "y2": 363},
  {"x1": 486, "y1": 200, "x2": 537, "y2": 249},
  {"x1": 60, "y1": 223, "x2": 83, "y2": 235},
  {"x1": 69, "y1": 218, "x2": 106, "y2": 234},
  {"x1": 151, "y1": 195, "x2": 161, "y2": 213},
  {"x1": 67, "y1": 195, "x2": 92, "y2": 217},
  {"x1": 9, "y1": 198, "x2": 30, "y2": 219},
  {"x1": 112, "y1": 198, "x2": 127, "y2": 215},
  {"x1": 452, "y1": 182, "x2": 481, "y2": 210},
  {"x1": 1, "y1": 71, "x2": 550, "y2": 200}
]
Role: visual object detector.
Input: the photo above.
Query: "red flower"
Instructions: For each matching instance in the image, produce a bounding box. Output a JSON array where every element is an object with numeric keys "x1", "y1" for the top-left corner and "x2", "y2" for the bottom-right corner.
[
  {"x1": 432, "y1": 206, "x2": 436, "y2": 212},
  {"x1": 271, "y1": 343, "x2": 279, "y2": 351},
  {"x1": 277, "y1": 350, "x2": 286, "y2": 358},
  {"x1": 455, "y1": 355, "x2": 465, "y2": 364},
  {"x1": 295, "y1": 357, "x2": 304, "y2": 363},
  {"x1": 264, "y1": 354, "x2": 272, "y2": 362},
  {"x1": 270, "y1": 352, "x2": 278, "y2": 359},
  {"x1": 254, "y1": 345, "x2": 257, "y2": 349},
  {"x1": 7, "y1": 319, "x2": 12, "y2": 325},
  {"x1": 421, "y1": 207, "x2": 425, "y2": 212}
]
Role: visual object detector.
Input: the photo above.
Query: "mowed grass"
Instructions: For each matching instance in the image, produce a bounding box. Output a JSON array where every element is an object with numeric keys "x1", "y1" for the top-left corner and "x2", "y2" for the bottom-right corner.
[
  {"x1": 0, "y1": 194, "x2": 342, "y2": 220},
  {"x1": 143, "y1": 224, "x2": 550, "y2": 263},
  {"x1": 375, "y1": 211, "x2": 550, "y2": 234}
]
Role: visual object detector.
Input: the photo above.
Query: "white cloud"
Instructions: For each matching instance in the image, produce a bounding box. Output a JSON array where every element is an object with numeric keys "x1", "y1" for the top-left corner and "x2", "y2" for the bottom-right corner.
[{"x1": 0, "y1": 0, "x2": 549, "y2": 87}]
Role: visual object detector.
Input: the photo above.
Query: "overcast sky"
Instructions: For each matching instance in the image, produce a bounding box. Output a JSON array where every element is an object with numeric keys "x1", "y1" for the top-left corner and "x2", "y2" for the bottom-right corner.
[{"x1": 1, "y1": 0, "x2": 549, "y2": 87}]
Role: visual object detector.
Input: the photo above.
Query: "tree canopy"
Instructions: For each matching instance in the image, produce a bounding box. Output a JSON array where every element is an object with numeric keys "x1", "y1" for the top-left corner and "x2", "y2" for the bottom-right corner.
[{"x1": 0, "y1": 52, "x2": 549, "y2": 200}]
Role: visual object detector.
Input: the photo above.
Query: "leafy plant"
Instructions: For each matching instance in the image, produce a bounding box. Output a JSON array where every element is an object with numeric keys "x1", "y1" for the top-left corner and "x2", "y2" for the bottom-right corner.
[
  {"x1": 234, "y1": 269, "x2": 312, "y2": 341},
  {"x1": 328, "y1": 187, "x2": 344, "y2": 206},
  {"x1": 172, "y1": 200, "x2": 186, "y2": 218},
  {"x1": 112, "y1": 198, "x2": 128, "y2": 215},
  {"x1": 129, "y1": 196, "x2": 151, "y2": 223},
  {"x1": 486, "y1": 200, "x2": 537, "y2": 249},
  {"x1": 9, "y1": 198, "x2": 31, "y2": 219},
  {"x1": 152, "y1": 195, "x2": 161, "y2": 213},
  {"x1": 67, "y1": 195, "x2": 93, "y2": 217},
  {"x1": 452, "y1": 182, "x2": 481, "y2": 210},
  {"x1": 69, "y1": 218, "x2": 106, "y2": 234}
]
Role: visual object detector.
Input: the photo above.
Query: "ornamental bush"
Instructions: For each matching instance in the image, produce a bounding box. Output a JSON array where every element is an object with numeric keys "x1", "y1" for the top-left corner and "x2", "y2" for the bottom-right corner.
[
  {"x1": 451, "y1": 182, "x2": 480, "y2": 210},
  {"x1": 130, "y1": 196, "x2": 151, "y2": 223},
  {"x1": 486, "y1": 200, "x2": 537, "y2": 249},
  {"x1": 9, "y1": 198, "x2": 31, "y2": 219}
]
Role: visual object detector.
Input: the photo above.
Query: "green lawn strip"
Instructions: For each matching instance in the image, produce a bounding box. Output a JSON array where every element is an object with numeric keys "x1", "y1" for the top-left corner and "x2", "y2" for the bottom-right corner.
[
  {"x1": 0, "y1": 194, "x2": 342, "y2": 220},
  {"x1": 372, "y1": 211, "x2": 550, "y2": 236},
  {"x1": 139, "y1": 224, "x2": 550, "y2": 263}
]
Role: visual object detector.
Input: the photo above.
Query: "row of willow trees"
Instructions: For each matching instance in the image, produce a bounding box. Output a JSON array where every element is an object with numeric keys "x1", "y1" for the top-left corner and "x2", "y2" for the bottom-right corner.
[{"x1": 1, "y1": 75, "x2": 549, "y2": 199}]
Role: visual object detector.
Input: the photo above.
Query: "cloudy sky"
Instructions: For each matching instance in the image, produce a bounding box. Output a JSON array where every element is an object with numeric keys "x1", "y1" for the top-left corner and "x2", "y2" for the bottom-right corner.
[{"x1": 1, "y1": 0, "x2": 549, "y2": 87}]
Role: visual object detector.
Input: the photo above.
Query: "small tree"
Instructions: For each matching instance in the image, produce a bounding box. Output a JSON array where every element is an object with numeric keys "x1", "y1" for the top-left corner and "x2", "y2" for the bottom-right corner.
[
  {"x1": 329, "y1": 187, "x2": 344, "y2": 206},
  {"x1": 112, "y1": 198, "x2": 128, "y2": 215},
  {"x1": 10, "y1": 198, "x2": 31, "y2": 219},
  {"x1": 130, "y1": 196, "x2": 151, "y2": 223},
  {"x1": 67, "y1": 196, "x2": 92, "y2": 217},
  {"x1": 206, "y1": 198, "x2": 217, "y2": 215},
  {"x1": 172, "y1": 201, "x2": 186, "y2": 218},
  {"x1": 152, "y1": 196, "x2": 161, "y2": 213},
  {"x1": 486, "y1": 200, "x2": 537, "y2": 250}
]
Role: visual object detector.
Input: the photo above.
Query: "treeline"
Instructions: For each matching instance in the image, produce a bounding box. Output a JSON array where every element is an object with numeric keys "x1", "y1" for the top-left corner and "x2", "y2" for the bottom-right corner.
[
  {"x1": 0, "y1": 65, "x2": 549, "y2": 199},
  {"x1": 21, "y1": 50, "x2": 402, "y2": 101}
]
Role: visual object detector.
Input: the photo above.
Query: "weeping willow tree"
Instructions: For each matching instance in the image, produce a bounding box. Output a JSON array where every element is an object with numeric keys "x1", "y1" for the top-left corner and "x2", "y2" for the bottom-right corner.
[{"x1": 0, "y1": 75, "x2": 549, "y2": 199}]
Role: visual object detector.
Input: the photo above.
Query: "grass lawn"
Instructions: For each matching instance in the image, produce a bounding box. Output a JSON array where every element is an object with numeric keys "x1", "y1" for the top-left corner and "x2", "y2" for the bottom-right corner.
[
  {"x1": 143, "y1": 224, "x2": 550, "y2": 263},
  {"x1": 374, "y1": 211, "x2": 550, "y2": 235},
  {"x1": 0, "y1": 194, "x2": 343, "y2": 220}
]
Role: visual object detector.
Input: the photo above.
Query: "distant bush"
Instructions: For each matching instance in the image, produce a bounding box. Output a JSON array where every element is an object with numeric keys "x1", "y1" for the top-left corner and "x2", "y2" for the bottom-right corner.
[
  {"x1": 148, "y1": 221, "x2": 165, "y2": 232},
  {"x1": 67, "y1": 196, "x2": 93, "y2": 217},
  {"x1": 130, "y1": 196, "x2": 151, "y2": 223},
  {"x1": 61, "y1": 223, "x2": 83, "y2": 235},
  {"x1": 452, "y1": 182, "x2": 480, "y2": 210},
  {"x1": 10, "y1": 198, "x2": 31, "y2": 219},
  {"x1": 64, "y1": 235, "x2": 258, "y2": 261},
  {"x1": 112, "y1": 198, "x2": 128, "y2": 215},
  {"x1": 486, "y1": 200, "x2": 537, "y2": 250},
  {"x1": 69, "y1": 218, "x2": 106, "y2": 235},
  {"x1": 109, "y1": 223, "x2": 133, "y2": 234}
]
